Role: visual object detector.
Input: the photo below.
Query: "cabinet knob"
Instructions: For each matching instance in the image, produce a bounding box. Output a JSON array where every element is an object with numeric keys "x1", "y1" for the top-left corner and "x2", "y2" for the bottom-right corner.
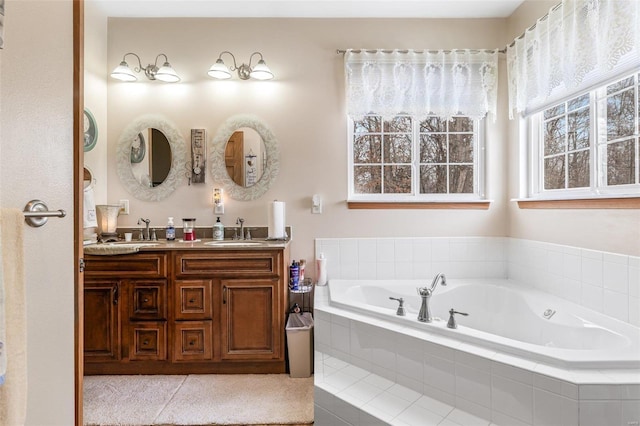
[
  {"x1": 143, "y1": 340, "x2": 149, "y2": 345},
  {"x1": 189, "y1": 298, "x2": 196, "y2": 303},
  {"x1": 189, "y1": 341, "x2": 195, "y2": 346},
  {"x1": 143, "y1": 298, "x2": 149, "y2": 303}
]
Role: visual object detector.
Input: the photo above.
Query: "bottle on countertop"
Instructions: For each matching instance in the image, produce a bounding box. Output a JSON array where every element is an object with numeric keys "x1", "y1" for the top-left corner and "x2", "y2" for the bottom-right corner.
[
  {"x1": 166, "y1": 217, "x2": 176, "y2": 241},
  {"x1": 316, "y1": 252, "x2": 327, "y2": 286},
  {"x1": 213, "y1": 217, "x2": 224, "y2": 241}
]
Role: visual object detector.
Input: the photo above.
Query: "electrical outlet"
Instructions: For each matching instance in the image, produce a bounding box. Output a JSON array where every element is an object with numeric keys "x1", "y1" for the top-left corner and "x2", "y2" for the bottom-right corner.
[{"x1": 119, "y1": 199, "x2": 129, "y2": 215}]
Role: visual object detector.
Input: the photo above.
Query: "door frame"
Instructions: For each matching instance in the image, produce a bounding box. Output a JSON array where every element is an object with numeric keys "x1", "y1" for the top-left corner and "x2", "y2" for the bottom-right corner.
[{"x1": 73, "y1": 0, "x2": 85, "y2": 424}]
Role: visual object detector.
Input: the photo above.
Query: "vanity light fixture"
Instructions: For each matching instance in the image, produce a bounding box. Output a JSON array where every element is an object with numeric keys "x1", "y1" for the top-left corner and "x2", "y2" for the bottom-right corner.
[
  {"x1": 110, "y1": 52, "x2": 181, "y2": 83},
  {"x1": 207, "y1": 51, "x2": 274, "y2": 81}
]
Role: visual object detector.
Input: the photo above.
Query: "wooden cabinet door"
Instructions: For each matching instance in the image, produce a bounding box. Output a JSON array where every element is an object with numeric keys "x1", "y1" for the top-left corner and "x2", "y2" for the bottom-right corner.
[
  {"x1": 84, "y1": 279, "x2": 120, "y2": 362},
  {"x1": 220, "y1": 278, "x2": 281, "y2": 360}
]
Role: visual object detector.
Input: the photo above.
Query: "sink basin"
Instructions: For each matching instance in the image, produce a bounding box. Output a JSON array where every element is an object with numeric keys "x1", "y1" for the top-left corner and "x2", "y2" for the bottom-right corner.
[{"x1": 204, "y1": 240, "x2": 266, "y2": 247}]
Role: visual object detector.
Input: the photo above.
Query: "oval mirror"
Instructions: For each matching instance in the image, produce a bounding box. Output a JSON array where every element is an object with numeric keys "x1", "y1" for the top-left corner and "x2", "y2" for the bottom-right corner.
[
  {"x1": 210, "y1": 114, "x2": 279, "y2": 201},
  {"x1": 224, "y1": 127, "x2": 266, "y2": 188},
  {"x1": 116, "y1": 115, "x2": 186, "y2": 202}
]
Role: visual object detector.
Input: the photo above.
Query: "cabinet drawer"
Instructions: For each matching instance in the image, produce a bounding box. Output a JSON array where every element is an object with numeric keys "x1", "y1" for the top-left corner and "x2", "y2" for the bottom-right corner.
[
  {"x1": 175, "y1": 251, "x2": 281, "y2": 277},
  {"x1": 85, "y1": 253, "x2": 167, "y2": 278},
  {"x1": 127, "y1": 322, "x2": 167, "y2": 361},
  {"x1": 173, "y1": 321, "x2": 213, "y2": 361},
  {"x1": 130, "y1": 280, "x2": 167, "y2": 320},
  {"x1": 174, "y1": 280, "x2": 213, "y2": 320}
]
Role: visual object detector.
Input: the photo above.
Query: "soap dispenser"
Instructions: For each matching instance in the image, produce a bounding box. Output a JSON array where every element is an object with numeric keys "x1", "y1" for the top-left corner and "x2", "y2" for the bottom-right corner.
[
  {"x1": 166, "y1": 217, "x2": 176, "y2": 241},
  {"x1": 213, "y1": 217, "x2": 224, "y2": 241}
]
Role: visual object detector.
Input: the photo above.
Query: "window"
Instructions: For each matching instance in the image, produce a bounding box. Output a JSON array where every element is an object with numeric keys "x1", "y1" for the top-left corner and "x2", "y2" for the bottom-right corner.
[
  {"x1": 348, "y1": 114, "x2": 485, "y2": 202},
  {"x1": 528, "y1": 72, "x2": 640, "y2": 199}
]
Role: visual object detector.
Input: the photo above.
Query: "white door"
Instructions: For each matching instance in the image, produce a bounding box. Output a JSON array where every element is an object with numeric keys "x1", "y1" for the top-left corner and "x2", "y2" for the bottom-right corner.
[{"x1": 0, "y1": 1, "x2": 76, "y2": 424}]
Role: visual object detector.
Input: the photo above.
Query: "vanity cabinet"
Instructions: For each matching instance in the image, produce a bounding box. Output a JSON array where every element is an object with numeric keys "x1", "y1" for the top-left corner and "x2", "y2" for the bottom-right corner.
[
  {"x1": 84, "y1": 253, "x2": 169, "y2": 373},
  {"x1": 84, "y1": 279, "x2": 120, "y2": 362},
  {"x1": 84, "y1": 246, "x2": 289, "y2": 375},
  {"x1": 220, "y1": 278, "x2": 280, "y2": 360}
]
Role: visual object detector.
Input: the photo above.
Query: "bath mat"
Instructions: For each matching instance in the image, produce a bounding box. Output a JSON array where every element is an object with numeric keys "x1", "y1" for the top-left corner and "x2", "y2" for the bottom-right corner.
[
  {"x1": 155, "y1": 374, "x2": 314, "y2": 425},
  {"x1": 84, "y1": 374, "x2": 314, "y2": 425},
  {"x1": 83, "y1": 375, "x2": 187, "y2": 426}
]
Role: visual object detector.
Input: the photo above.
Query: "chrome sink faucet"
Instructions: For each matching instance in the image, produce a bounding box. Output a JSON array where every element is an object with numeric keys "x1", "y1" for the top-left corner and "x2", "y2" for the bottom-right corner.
[
  {"x1": 417, "y1": 273, "x2": 447, "y2": 323},
  {"x1": 236, "y1": 217, "x2": 245, "y2": 240},
  {"x1": 138, "y1": 218, "x2": 151, "y2": 240}
]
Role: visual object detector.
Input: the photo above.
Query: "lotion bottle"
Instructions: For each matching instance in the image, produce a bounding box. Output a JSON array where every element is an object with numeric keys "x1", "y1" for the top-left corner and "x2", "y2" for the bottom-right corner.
[
  {"x1": 213, "y1": 217, "x2": 224, "y2": 241},
  {"x1": 316, "y1": 252, "x2": 327, "y2": 286},
  {"x1": 166, "y1": 217, "x2": 176, "y2": 241}
]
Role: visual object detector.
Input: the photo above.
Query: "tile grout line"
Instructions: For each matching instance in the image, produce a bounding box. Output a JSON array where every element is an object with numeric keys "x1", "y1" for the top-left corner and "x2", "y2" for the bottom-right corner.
[{"x1": 152, "y1": 375, "x2": 189, "y2": 425}]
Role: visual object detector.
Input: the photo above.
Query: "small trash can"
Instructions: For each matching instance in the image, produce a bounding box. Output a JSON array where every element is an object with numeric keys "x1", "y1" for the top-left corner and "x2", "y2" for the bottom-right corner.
[{"x1": 285, "y1": 312, "x2": 314, "y2": 378}]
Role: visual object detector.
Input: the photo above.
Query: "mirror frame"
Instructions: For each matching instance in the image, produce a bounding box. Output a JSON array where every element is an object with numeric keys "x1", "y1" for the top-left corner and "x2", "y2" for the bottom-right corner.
[
  {"x1": 210, "y1": 114, "x2": 280, "y2": 201},
  {"x1": 116, "y1": 114, "x2": 186, "y2": 201}
]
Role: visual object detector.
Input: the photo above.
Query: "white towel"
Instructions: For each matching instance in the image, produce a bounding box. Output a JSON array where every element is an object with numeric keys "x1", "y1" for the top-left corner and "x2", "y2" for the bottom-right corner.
[
  {"x1": 0, "y1": 211, "x2": 5, "y2": 386},
  {"x1": 0, "y1": 208, "x2": 27, "y2": 425},
  {"x1": 84, "y1": 186, "x2": 98, "y2": 229}
]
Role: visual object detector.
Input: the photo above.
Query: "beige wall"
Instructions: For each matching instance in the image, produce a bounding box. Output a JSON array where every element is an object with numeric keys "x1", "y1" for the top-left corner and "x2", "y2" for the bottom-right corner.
[
  {"x1": 1, "y1": 1, "x2": 75, "y2": 424},
  {"x1": 105, "y1": 18, "x2": 511, "y2": 272},
  {"x1": 84, "y1": 1, "x2": 108, "y2": 204},
  {"x1": 505, "y1": 1, "x2": 640, "y2": 256}
]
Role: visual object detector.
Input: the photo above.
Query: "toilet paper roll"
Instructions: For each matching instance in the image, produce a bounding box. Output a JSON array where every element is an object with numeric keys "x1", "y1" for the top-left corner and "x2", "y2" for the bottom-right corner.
[{"x1": 268, "y1": 201, "x2": 286, "y2": 239}]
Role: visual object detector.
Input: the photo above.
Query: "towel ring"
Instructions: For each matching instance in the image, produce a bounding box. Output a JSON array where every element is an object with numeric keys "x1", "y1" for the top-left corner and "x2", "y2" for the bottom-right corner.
[{"x1": 23, "y1": 199, "x2": 66, "y2": 228}]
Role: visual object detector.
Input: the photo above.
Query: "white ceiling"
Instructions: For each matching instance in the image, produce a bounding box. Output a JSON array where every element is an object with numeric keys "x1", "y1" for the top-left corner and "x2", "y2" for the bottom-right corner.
[{"x1": 92, "y1": 0, "x2": 526, "y2": 19}]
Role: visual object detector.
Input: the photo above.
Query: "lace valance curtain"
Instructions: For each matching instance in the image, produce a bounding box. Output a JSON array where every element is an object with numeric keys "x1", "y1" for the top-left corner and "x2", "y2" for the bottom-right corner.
[
  {"x1": 507, "y1": 0, "x2": 640, "y2": 118},
  {"x1": 345, "y1": 49, "x2": 498, "y2": 121}
]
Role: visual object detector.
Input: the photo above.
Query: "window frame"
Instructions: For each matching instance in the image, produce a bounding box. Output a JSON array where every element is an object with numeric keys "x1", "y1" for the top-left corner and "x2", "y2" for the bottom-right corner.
[
  {"x1": 525, "y1": 71, "x2": 640, "y2": 201},
  {"x1": 347, "y1": 114, "x2": 487, "y2": 203}
]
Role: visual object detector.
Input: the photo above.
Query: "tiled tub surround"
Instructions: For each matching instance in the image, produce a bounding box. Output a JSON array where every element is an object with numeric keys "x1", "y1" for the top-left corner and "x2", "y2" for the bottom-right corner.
[{"x1": 313, "y1": 237, "x2": 640, "y2": 426}]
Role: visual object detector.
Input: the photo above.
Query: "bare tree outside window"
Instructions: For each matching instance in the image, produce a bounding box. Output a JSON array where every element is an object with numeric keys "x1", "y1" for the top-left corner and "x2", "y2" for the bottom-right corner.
[
  {"x1": 537, "y1": 72, "x2": 639, "y2": 195},
  {"x1": 419, "y1": 116, "x2": 475, "y2": 194}
]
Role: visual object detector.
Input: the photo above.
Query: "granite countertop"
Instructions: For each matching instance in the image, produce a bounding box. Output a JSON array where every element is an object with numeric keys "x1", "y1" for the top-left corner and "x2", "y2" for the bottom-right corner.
[{"x1": 84, "y1": 238, "x2": 290, "y2": 255}]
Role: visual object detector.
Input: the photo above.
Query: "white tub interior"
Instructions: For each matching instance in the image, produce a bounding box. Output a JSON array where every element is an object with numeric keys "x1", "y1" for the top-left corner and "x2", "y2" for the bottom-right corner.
[{"x1": 329, "y1": 278, "x2": 640, "y2": 369}]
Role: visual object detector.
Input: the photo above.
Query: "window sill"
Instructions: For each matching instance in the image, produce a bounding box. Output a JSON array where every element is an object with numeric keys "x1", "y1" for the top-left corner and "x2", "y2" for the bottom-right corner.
[
  {"x1": 347, "y1": 201, "x2": 491, "y2": 210},
  {"x1": 515, "y1": 197, "x2": 640, "y2": 209}
]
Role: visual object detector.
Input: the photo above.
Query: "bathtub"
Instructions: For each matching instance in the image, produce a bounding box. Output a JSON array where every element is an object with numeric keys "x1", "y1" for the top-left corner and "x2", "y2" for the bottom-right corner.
[{"x1": 328, "y1": 278, "x2": 640, "y2": 369}]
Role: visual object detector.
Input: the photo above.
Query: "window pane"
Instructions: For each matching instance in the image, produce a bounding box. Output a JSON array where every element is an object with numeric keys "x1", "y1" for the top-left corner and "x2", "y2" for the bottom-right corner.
[
  {"x1": 354, "y1": 116, "x2": 381, "y2": 133},
  {"x1": 449, "y1": 165, "x2": 473, "y2": 193},
  {"x1": 607, "y1": 76, "x2": 634, "y2": 95},
  {"x1": 544, "y1": 104, "x2": 565, "y2": 120},
  {"x1": 544, "y1": 155, "x2": 565, "y2": 189},
  {"x1": 384, "y1": 116, "x2": 412, "y2": 133},
  {"x1": 420, "y1": 165, "x2": 447, "y2": 193},
  {"x1": 449, "y1": 117, "x2": 473, "y2": 132},
  {"x1": 544, "y1": 117, "x2": 566, "y2": 155},
  {"x1": 420, "y1": 134, "x2": 447, "y2": 163},
  {"x1": 568, "y1": 94, "x2": 589, "y2": 112},
  {"x1": 384, "y1": 165, "x2": 412, "y2": 193},
  {"x1": 567, "y1": 108, "x2": 590, "y2": 151},
  {"x1": 607, "y1": 140, "x2": 636, "y2": 185},
  {"x1": 607, "y1": 89, "x2": 635, "y2": 140},
  {"x1": 384, "y1": 134, "x2": 412, "y2": 163},
  {"x1": 354, "y1": 135, "x2": 381, "y2": 163},
  {"x1": 420, "y1": 116, "x2": 446, "y2": 132},
  {"x1": 354, "y1": 165, "x2": 381, "y2": 193},
  {"x1": 449, "y1": 134, "x2": 474, "y2": 163},
  {"x1": 567, "y1": 150, "x2": 590, "y2": 188}
]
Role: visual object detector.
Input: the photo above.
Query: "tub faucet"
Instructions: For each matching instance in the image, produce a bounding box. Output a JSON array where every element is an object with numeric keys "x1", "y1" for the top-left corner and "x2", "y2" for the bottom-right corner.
[
  {"x1": 389, "y1": 297, "x2": 406, "y2": 316},
  {"x1": 417, "y1": 273, "x2": 447, "y2": 323},
  {"x1": 138, "y1": 218, "x2": 151, "y2": 240},
  {"x1": 446, "y1": 308, "x2": 469, "y2": 329}
]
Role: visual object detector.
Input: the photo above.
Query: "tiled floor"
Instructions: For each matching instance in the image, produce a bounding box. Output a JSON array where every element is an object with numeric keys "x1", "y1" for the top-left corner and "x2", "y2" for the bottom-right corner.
[{"x1": 315, "y1": 351, "x2": 499, "y2": 426}]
